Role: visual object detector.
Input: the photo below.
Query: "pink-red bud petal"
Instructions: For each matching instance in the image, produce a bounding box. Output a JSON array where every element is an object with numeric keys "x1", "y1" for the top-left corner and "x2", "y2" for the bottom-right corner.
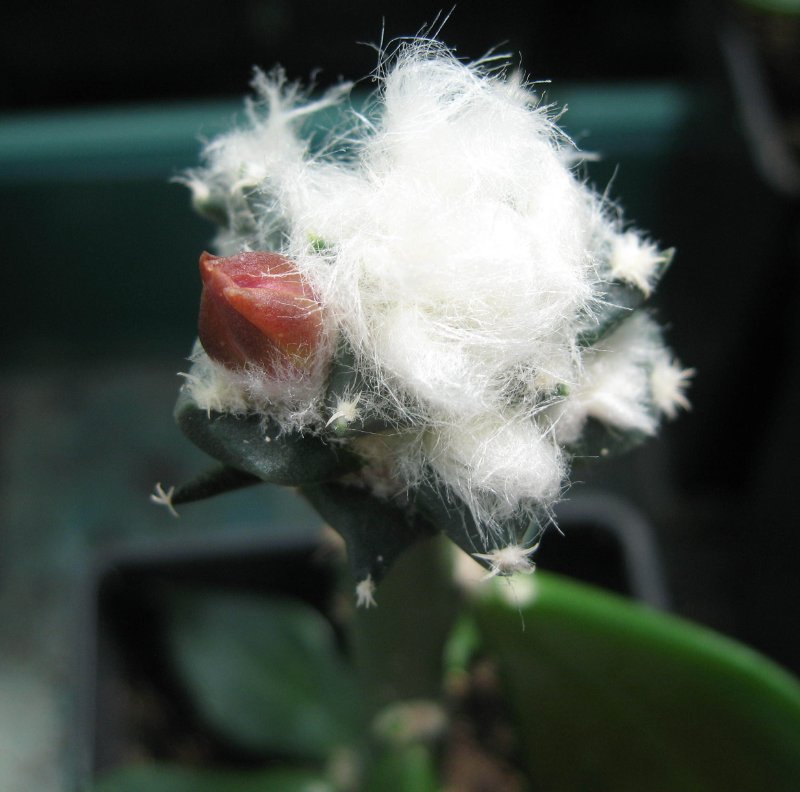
[{"x1": 198, "y1": 250, "x2": 324, "y2": 375}]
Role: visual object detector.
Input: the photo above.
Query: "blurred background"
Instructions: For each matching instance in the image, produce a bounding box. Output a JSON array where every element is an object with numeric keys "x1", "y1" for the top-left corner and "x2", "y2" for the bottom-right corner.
[{"x1": 2, "y1": 0, "x2": 799, "y2": 789}]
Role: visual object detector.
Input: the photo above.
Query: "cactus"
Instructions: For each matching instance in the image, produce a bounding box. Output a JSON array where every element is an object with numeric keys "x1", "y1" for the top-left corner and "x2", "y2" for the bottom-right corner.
[{"x1": 157, "y1": 40, "x2": 691, "y2": 604}]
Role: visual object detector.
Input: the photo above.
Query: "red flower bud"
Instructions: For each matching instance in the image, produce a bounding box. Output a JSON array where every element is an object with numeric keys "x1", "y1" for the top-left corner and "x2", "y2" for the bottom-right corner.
[{"x1": 198, "y1": 251, "x2": 325, "y2": 375}]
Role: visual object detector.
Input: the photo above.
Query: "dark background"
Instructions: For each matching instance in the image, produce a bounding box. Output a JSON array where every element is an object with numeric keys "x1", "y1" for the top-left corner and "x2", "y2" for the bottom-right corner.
[
  {"x1": 4, "y1": 1, "x2": 705, "y2": 111},
  {"x1": 3, "y1": 0, "x2": 800, "y2": 675}
]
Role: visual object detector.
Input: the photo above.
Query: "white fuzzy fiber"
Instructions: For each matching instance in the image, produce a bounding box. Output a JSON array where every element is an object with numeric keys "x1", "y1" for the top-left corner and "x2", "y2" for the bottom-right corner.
[
  {"x1": 550, "y1": 313, "x2": 665, "y2": 445},
  {"x1": 183, "y1": 40, "x2": 689, "y2": 542}
]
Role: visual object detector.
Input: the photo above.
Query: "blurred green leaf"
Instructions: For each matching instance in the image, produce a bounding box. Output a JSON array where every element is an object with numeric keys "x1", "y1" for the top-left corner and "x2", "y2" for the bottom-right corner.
[
  {"x1": 472, "y1": 572, "x2": 800, "y2": 792},
  {"x1": 164, "y1": 591, "x2": 363, "y2": 760},
  {"x1": 92, "y1": 763, "x2": 332, "y2": 792},
  {"x1": 174, "y1": 391, "x2": 360, "y2": 485},
  {"x1": 347, "y1": 535, "x2": 460, "y2": 714},
  {"x1": 364, "y1": 745, "x2": 439, "y2": 792},
  {"x1": 443, "y1": 614, "x2": 481, "y2": 681}
]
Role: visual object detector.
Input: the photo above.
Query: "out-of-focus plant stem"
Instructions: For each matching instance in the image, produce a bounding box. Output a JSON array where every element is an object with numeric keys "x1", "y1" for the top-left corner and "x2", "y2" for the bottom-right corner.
[{"x1": 346, "y1": 534, "x2": 461, "y2": 716}]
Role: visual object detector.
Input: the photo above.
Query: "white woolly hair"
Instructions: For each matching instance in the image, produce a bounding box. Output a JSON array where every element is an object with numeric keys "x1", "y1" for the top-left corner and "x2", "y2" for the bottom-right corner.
[
  {"x1": 182, "y1": 39, "x2": 687, "y2": 542},
  {"x1": 182, "y1": 341, "x2": 328, "y2": 433},
  {"x1": 550, "y1": 313, "x2": 664, "y2": 445}
]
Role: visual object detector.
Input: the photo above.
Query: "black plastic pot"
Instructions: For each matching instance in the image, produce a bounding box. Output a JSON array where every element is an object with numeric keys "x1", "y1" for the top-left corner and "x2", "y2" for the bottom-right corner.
[
  {"x1": 78, "y1": 531, "x2": 337, "y2": 786},
  {"x1": 78, "y1": 490, "x2": 667, "y2": 786}
]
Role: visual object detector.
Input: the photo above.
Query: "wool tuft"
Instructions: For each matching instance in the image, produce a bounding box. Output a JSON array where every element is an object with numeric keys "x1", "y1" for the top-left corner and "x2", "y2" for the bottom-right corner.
[{"x1": 608, "y1": 231, "x2": 668, "y2": 296}]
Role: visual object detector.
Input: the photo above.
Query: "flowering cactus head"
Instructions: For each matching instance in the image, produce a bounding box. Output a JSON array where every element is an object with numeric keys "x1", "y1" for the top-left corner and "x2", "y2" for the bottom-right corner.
[{"x1": 159, "y1": 40, "x2": 691, "y2": 603}]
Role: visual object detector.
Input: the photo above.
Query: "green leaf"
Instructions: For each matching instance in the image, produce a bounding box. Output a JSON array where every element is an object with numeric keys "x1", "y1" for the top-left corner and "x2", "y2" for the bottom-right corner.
[
  {"x1": 472, "y1": 572, "x2": 800, "y2": 792},
  {"x1": 174, "y1": 391, "x2": 360, "y2": 485},
  {"x1": 301, "y1": 482, "x2": 436, "y2": 584},
  {"x1": 92, "y1": 764, "x2": 332, "y2": 792},
  {"x1": 364, "y1": 745, "x2": 439, "y2": 792},
  {"x1": 164, "y1": 591, "x2": 363, "y2": 760}
]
